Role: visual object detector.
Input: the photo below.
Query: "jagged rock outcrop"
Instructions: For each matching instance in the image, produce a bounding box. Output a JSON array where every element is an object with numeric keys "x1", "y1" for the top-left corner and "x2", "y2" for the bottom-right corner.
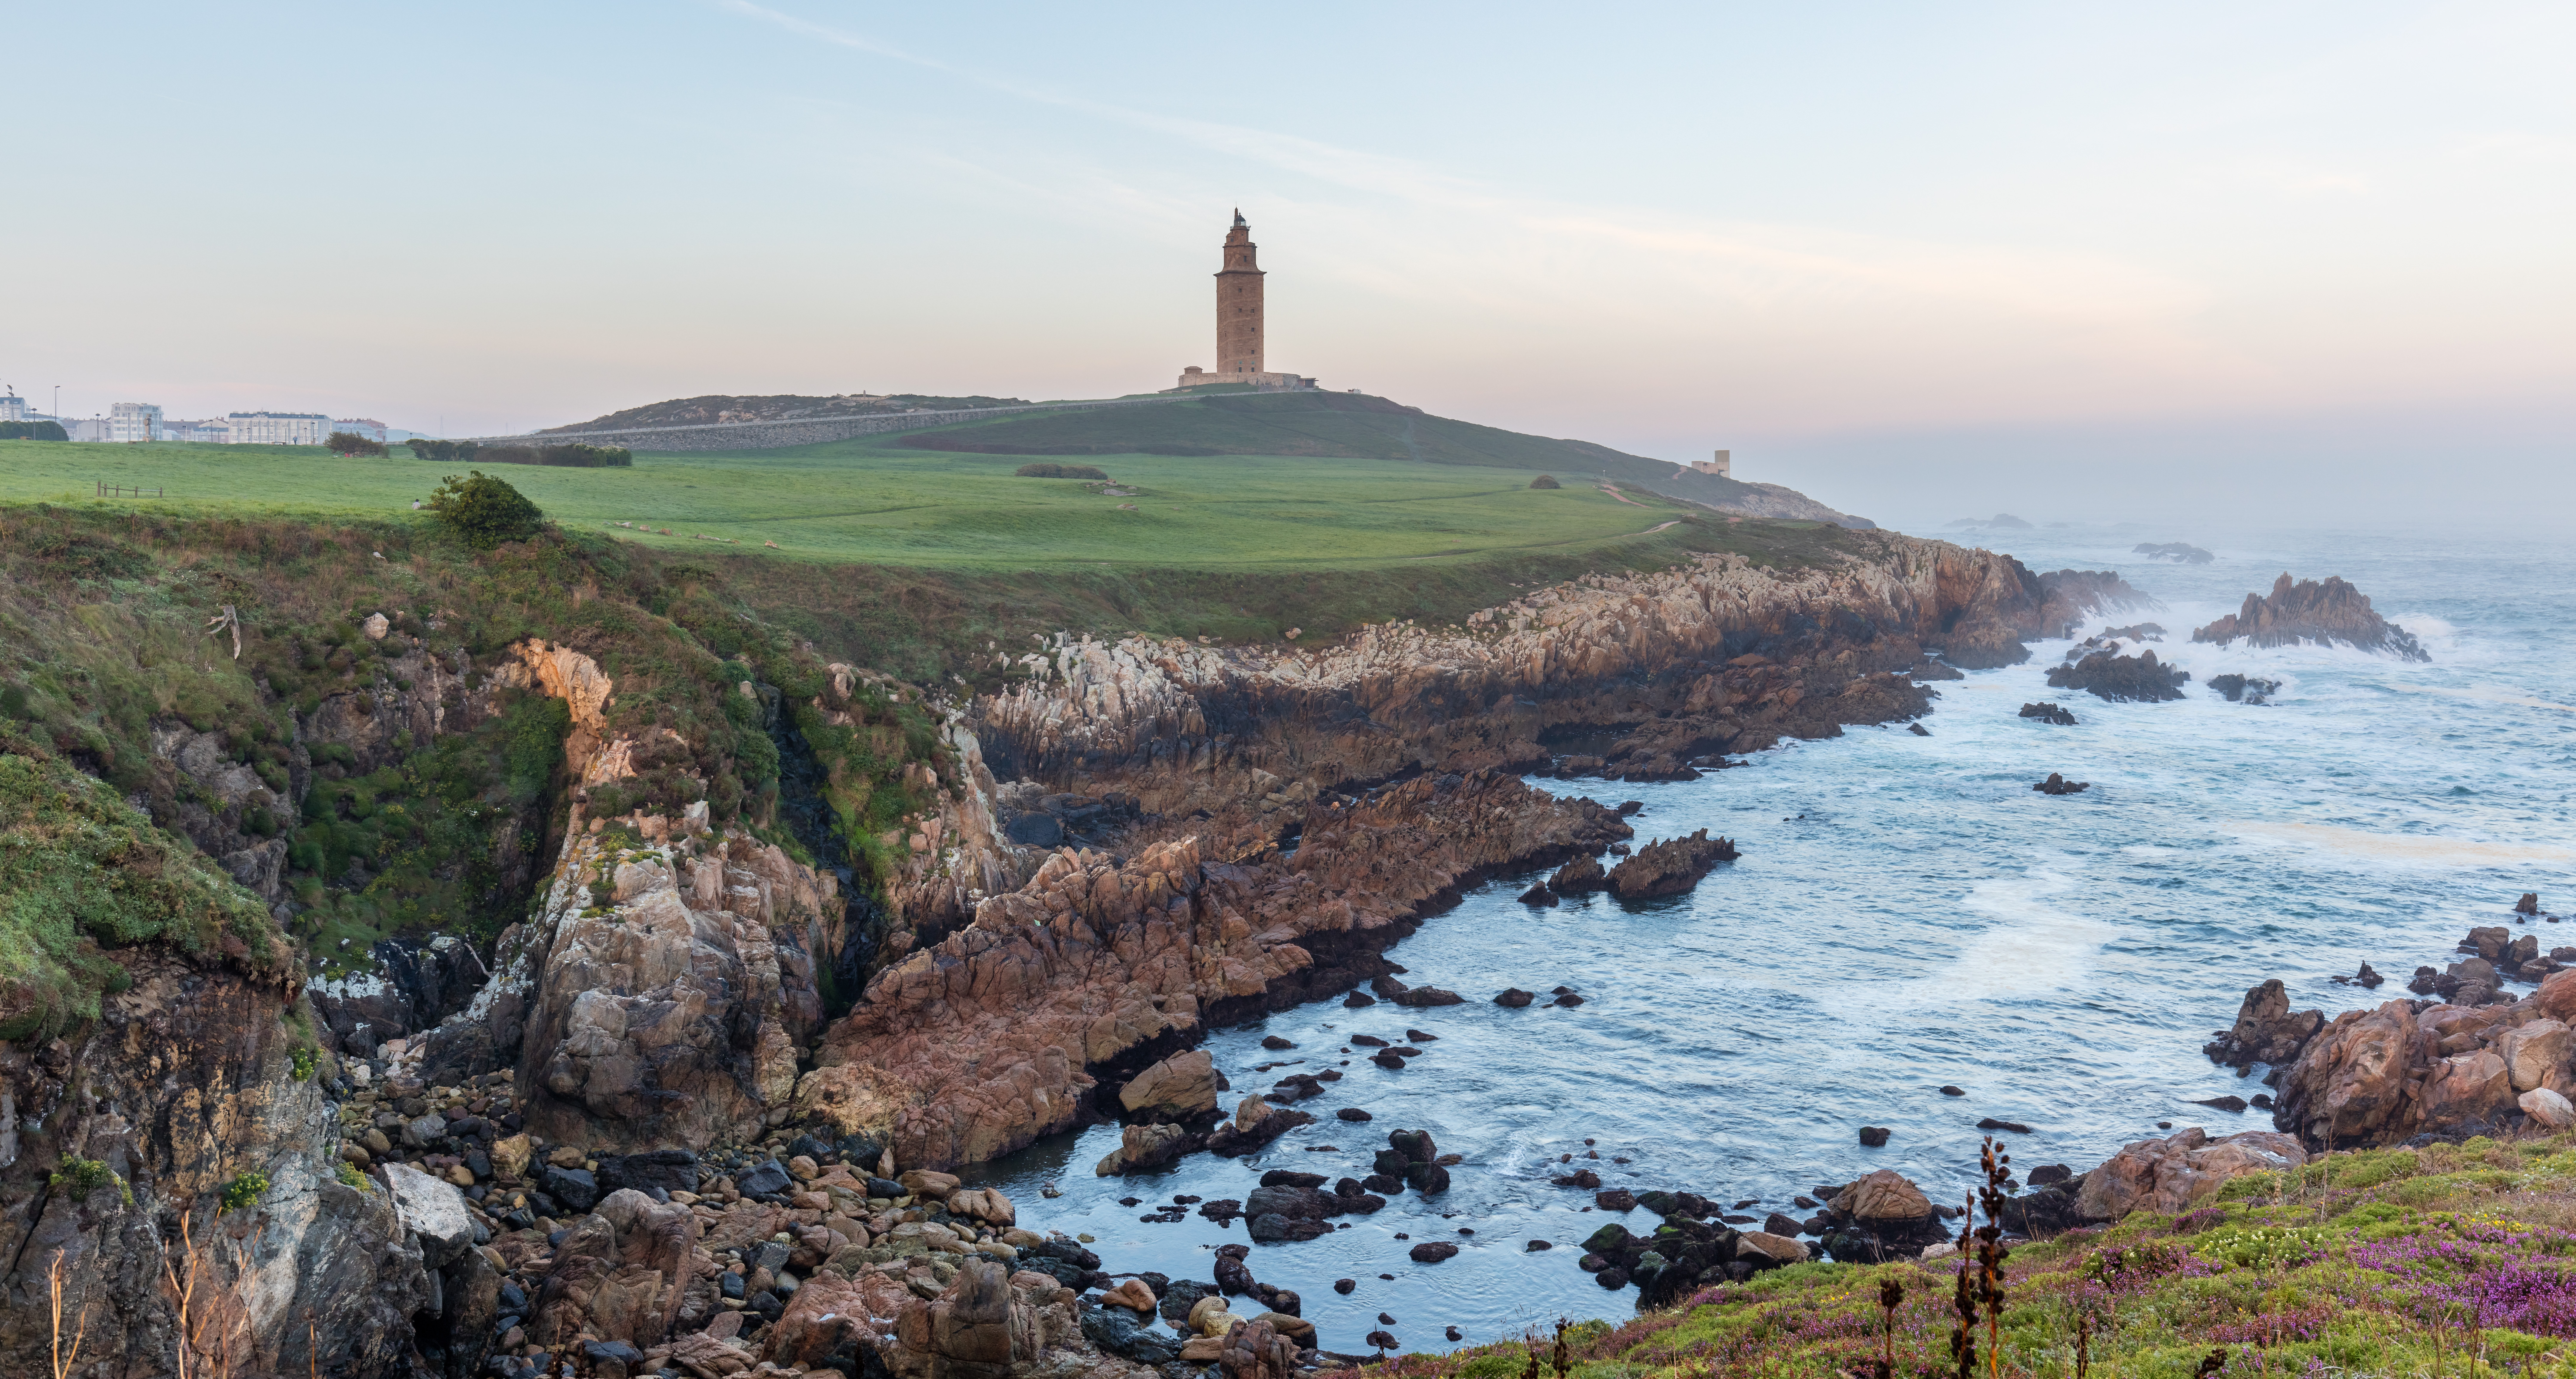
[
  {"x1": 1605, "y1": 830, "x2": 1739, "y2": 900},
  {"x1": 794, "y1": 771, "x2": 1628, "y2": 1169},
  {"x1": 2271, "y1": 977, "x2": 2576, "y2": 1149},
  {"x1": 2072, "y1": 1127, "x2": 2306, "y2": 1218},
  {"x1": 409, "y1": 803, "x2": 848, "y2": 1152},
  {"x1": 0, "y1": 954, "x2": 431, "y2": 1378},
  {"x1": 976, "y1": 538, "x2": 2143, "y2": 820},
  {"x1": 2204, "y1": 979, "x2": 2324, "y2": 1069},
  {"x1": 2192, "y1": 573, "x2": 2429, "y2": 661},
  {"x1": 2046, "y1": 648, "x2": 2189, "y2": 703}
]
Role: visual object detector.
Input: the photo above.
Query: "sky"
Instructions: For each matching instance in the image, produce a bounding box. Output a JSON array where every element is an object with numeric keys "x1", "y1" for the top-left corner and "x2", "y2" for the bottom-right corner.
[{"x1": 7, "y1": 1, "x2": 2570, "y2": 531}]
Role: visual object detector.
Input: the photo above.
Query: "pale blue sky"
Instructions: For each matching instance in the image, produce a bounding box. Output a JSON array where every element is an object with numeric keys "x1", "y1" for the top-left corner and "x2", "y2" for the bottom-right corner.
[{"x1": 8, "y1": 2, "x2": 2569, "y2": 527}]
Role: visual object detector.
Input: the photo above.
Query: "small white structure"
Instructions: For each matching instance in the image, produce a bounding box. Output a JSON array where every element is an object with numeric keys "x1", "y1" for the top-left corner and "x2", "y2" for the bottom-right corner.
[
  {"x1": 1688, "y1": 450, "x2": 1732, "y2": 479},
  {"x1": 227, "y1": 410, "x2": 332, "y2": 445},
  {"x1": 0, "y1": 393, "x2": 26, "y2": 422},
  {"x1": 68, "y1": 416, "x2": 111, "y2": 442}
]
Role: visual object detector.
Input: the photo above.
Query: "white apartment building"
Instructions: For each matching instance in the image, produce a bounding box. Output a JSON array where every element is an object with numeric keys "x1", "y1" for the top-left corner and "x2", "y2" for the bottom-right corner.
[
  {"x1": 164, "y1": 418, "x2": 232, "y2": 444},
  {"x1": 227, "y1": 410, "x2": 332, "y2": 445},
  {"x1": 68, "y1": 417, "x2": 111, "y2": 441},
  {"x1": 333, "y1": 418, "x2": 388, "y2": 442},
  {"x1": 108, "y1": 402, "x2": 163, "y2": 442},
  {"x1": 0, "y1": 393, "x2": 26, "y2": 422}
]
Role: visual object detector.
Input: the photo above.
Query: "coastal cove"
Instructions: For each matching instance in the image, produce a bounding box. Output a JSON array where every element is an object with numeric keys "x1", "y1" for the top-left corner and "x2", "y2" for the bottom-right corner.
[{"x1": 953, "y1": 526, "x2": 2576, "y2": 1350}]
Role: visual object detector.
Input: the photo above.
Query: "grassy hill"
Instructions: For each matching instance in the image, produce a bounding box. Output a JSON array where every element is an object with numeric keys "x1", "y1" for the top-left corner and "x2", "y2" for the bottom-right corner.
[
  {"x1": 894, "y1": 390, "x2": 1782, "y2": 508},
  {"x1": 542, "y1": 391, "x2": 1033, "y2": 432}
]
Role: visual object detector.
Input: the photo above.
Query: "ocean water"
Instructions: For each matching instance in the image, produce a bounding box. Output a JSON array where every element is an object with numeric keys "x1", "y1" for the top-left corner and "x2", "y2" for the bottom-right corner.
[{"x1": 959, "y1": 527, "x2": 2576, "y2": 1353}]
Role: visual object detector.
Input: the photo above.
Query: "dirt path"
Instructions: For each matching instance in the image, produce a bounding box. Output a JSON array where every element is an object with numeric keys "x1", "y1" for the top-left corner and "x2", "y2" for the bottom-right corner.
[
  {"x1": 1644, "y1": 519, "x2": 1680, "y2": 532},
  {"x1": 1598, "y1": 484, "x2": 1649, "y2": 507}
]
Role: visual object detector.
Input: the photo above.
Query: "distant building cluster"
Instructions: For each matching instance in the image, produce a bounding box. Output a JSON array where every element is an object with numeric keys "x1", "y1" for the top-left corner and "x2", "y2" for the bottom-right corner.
[{"x1": 0, "y1": 392, "x2": 408, "y2": 444}]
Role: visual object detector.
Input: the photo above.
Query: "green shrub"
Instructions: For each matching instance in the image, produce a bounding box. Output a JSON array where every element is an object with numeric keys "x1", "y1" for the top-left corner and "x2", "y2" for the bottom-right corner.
[
  {"x1": 424, "y1": 470, "x2": 546, "y2": 549},
  {"x1": 0, "y1": 684, "x2": 28, "y2": 719},
  {"x1": 336, "y1": 1162, "x2": 371, "y2": 1191},
  {"x1": 502, "y1": 695, "x2": 571, "y2": 802},
  {"x1": 49, "y1": 1156, "x2": 131, "y2": 1204},
  {"x1": 1014, "y1": 462, "x2": 1109, "y2": 480},
  {"x1": 1529, "y1": 474, "x2": 1562, "y2": 489},
  {"x1": 220, "y1": 1172, "x2": 270, "y2": 1212},
  {"x1": 290, "y1": 1045, "x2": 317, "y2": 1081}
]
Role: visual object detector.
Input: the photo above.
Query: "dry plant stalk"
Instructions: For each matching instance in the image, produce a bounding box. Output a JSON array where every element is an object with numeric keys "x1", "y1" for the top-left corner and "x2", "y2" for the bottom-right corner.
[
  {"x1": 1974, "y1": 1137, "x2": 2014, "y2": 1379},
  {"x1": 1551, "y1": 1318, "x2": 1572, "y2": 1379},
  {"x1": 48, "y1": 1249, "x2": 92, "y2": 1379},
  {"x1": 160, "y1": 1210, "x2": 255, "y2": 1379}
]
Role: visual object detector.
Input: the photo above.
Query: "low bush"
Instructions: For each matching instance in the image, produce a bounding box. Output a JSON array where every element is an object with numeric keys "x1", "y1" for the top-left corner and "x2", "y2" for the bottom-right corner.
[
  {"x1": 424, "y1": 471, "x2": 545, "y2": 548},
  {"x1": 1013, "y1": 462, "x2": 1110, "y2": 479}
]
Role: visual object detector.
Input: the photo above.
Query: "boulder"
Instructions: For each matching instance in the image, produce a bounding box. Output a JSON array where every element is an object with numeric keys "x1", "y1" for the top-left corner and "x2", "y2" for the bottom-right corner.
[
  {"x1": 1494, "y1": 988, "x2": 1536, "y2": 1008},
  {"x1": 2033, "y1": 773, "x2": 2090, "y2": 795},
  {"x1": 1550, "y1": 854, "x2": 1608, "y2": 895},
  {"x1": 385, "y1": 1162, "x2": 476, "y2": 1268},
  {"x1": 2072, "y1": 1127, "x2": 2305, "y2": 1220},
  {"x1": 2522, "y1": 1087, "x2": 2576, "y2": 1129},
  {"x1": 893, "y1": 1259, "x2": 1045, "y2": 1379},
  {"x1": 2204, "y1": 979, "x2": 2325, "y2": 1069},
  {"x1": 1838, "y1": 1169, "x2": 1931, "y2": 1222},
  {"x1": 596, "y1": 1149, "x2": 699, "y2": 1197},
  {"x1": 2498, "y1": 1019, "x2": 2574, "y2": 1093},
  {"x1": 1100, "y1": 1278, "x2": 1157, "y2": 1313},
  {"x1": 2045, "y1": 648, "x2": 2188, "y2": 702},
  {"x1": 1407, "y1": 1242, "x2": 1460, "y2": 1263},
  {"x1": 899, "y1": 1169, "x2": 962, "y2": 1200},
  {"x1": 1120, "y1": 1049, "x2": 1220, "y2": 1118},
  {"x1": 1732, "y1": 1232, "x2": 1806, "y2": 1268},
  {"x1": 1094, "y1": 1122, "x2": 1195, "y2": 1176},
  {"x1": 530, "y1": 1189, "x2": 702, "y2": 1349},
  {"x1": 1220, "y1": 1319, "x2": 1300, "y2": 1379},
  {"x1": 2422, "y1": 1049, "x2": 2515, "y2": 1131},
  {"x1": 2273, "y1": 999, "x2": 2434, "y2": 1149},
  {"x1": 2018, "y1": 702, "x2": 2078, "y2": 725}
]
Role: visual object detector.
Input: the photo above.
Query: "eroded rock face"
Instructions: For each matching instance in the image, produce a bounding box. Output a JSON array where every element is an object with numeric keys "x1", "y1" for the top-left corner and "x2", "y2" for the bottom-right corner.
[
  {"x1": 2045, "y1": 648, "x2": 2190, "y2": 703},
  {"x1": 798, "y1": 772, "x2": 1628, "y2": 1170},
  {"x1": 2268, "y1": 991, "x2": 2574, "y2": 1150},
  {"x1": 1119, "y1": 1050, "x2": 1220, "y2": 1119},
  {"x1": 2273, "y1": 1000, "x2": 2434, "y2": 1149},
  {"x1": 2205, "y1": 979, "x2": 2325, "y2": 1069},
  {"x1": 2073, "y1": 1127, "x2": 2306, "y2": 1219},
  {"x1": 2191, "y1": 573, "x2": 2429, "y2": 661},
  {"x1": 0, "y1": 955, "x2": 430, "y2": 1379}
]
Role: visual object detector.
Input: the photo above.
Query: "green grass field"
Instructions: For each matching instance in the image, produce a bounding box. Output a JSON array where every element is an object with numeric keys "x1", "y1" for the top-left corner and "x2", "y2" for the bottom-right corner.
[{"x1": 0, "y1": 434, "x2": 1728, "y2": 571}]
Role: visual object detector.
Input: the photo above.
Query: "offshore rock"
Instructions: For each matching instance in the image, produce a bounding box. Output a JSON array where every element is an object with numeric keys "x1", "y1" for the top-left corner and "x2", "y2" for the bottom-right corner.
[
  {"x1": 2046, "y1": 648, "x2": 2190, "y2": 703},
  {"x1": 2204, "y1": 979, "x2": 2325, "y2": 1069},
  {"x1": 2019, "y1": 702, "x2": 2078, "y2": 726},
  {"x1": 2192, "y1": 573, "x2": 2429, "y2": 661},
  {"x1": 1119, "y1": 1050, "x2": 1221, "y2": 1119},
  {"x1": 1605, "y1": 831, "x2": 1739, "y2": 900},
  {"x1": 797, "y1": 773, "x2": 1626, "y2": 1169}
]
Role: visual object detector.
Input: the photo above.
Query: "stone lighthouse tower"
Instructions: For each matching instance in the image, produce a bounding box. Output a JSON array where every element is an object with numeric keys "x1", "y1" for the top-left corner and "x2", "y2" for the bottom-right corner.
[
  {"x1": 1175, "y1": 210, "x2": 1314, "y2": 391},
  {"x1": 1215, "y1": 208, "x2": 1265, "y2": 376}
]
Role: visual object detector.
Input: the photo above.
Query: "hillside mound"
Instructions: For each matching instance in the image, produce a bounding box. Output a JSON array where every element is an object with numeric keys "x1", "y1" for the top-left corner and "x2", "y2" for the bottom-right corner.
[
  {"x1": 892, "y1": 391, "x2": 1873, "y2": 527},
  {"x1": 545, "y1": 392, "x2": 1032, "y2": 432}
]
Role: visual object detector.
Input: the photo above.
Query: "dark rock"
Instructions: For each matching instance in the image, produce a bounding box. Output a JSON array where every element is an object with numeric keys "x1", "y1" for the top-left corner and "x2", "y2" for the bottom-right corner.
[
  {"x1": 1259, "y1": 1170, "x2": 1328, "y2": 1189},
  {"x1": 2033, "y1": 773, "x2": 2089, "y2": 795},
  {"x1": 866, "y1": 1177, "x2": 904, "y2": 1198},
  {"x1": 1615, "y1": 801, "x2": 1644, "y2": 815},
  {"x1": 1388, "y1": 1129, "x2": 1438, "y2": 1162},
  {"x1": 735, "y1": 1158, "x2": 793, "y2": 1197},
  {"x1": 1370, "y1": 1052, "x2": 1405, "y2": 1070},
  {"x1": 1343, "y1": 990, "x2": 1377, "y2": 1008},
  {"x1": 1336, "y1": 1107, "x2": 1373, "y2": 1122},
  {"x1": 1551, "y1": 1168, "x2": 1601, "y2": 1189},
  {"x1": 1939, "y1": 1086, "x2": 1966, "y2": 1097},
  {"x1": 2251, "y1": 1093, "x2": 2275, "y2": 1110},
  {"x1": 1350, "y1": 1034, "x2": 1388, "y2": 1047},
  {"x1": 1764, "y1": 1211, "x2": 1802, "y2": 1236},
  {"x1": 1391, "y1": 986, "x2": 1465, "y2": 1008},
  {"x1": 1594, "y1": 1189, "x2": 1636, "y2": 1211},
  {"x1": 1525, "y1": 1239, "x2": 1552, "y2": 1251},
  {"x1": 2192, "y1": 1096, "x2": 2249, "y2": 1113},
  {"x1": 1447, "y1": 1327, "x2": 1465, "y2": 1342},
  {"x1": 1551, "y1": 992, "x2": 1587, "y2": 1008},
  {"x1": 2208, "y1": 674, "x2": 2282, "y2": 704},
  {"x1": 1365, "y1": 1331, "x2": 1399, "y2": 1352},
  {"x1": 1404, "y1": 1029, "x2": 1437, "y2": 1042},
  {"x1": 1405, "y1": 1163, "x2": 1451, "y2": 1195},
  {"x1": 1518, "y1": 884, "x2": 1559, "y2": 907},
  {"x1": 2133, "y1": 543, "x2": 2212, "y2": 564},
  {"x1": 1261, "y1": 1035, "x2": 1294, "y2": 1050},
  {"x1": 1407, "y1": 1242, "x2": 1460, "y2": 1263},
  {"x1": 1974, "y1": 1118, "x2": 2031, "y2": 1134},
  {"x1": 595, "y1": 1149, "x2": 699, "y2": 1197},
  {"x1": 2019, "y1": 702, "x2": 2078, "y2": 726},
  {"x1": 1333, "y1": 1279, "x2": 1356, "y2": 1295},
  {"x1": 1595, "y1": 1267, "x2": 1629, "y2": 1290},
  {"x1": 2521, "y1": 893, "x2": 2542, "y2": 916},
  {"x1": 1494, "y1": 988, "x2": 1536, "y2": 1008},
  {"x1": 2192, "y1": 573, "x2": 2428, "y2": 661},
  {"x1": 542, "y1": 1166, "x2": 600, "y2": 1213},
  {"x1": 2027, "y1": 1164, "x2": 2072, "y2": 1187},
  {"x1": 1858, "y1": 1126, "x2": 1891, "y2": 1147},
  {"x1": 1361, "y1": 1174, "x2": 1403, "y2": 1194},
  {"x1": 2047, "y1": 647, "x2": 2189, "y2": 703},
  {"x1": 1908, "y1": 723, "x2": 1931, "y2": 736},
  {"x1": 1082, "y1": 1301, "x2": 1181, "y2": 1364}
]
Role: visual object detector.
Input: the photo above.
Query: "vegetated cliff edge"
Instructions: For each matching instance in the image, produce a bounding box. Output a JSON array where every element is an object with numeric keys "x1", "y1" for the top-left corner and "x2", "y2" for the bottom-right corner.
[{"x1": 794, "y1": 532, "x2": 2144, "y2": 1170}]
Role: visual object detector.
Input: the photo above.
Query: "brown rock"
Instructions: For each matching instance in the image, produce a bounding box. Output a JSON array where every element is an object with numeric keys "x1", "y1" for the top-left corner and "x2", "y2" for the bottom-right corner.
[
  {"x1": 2273, "y1": 999, "x2": 2435, "y2": 1149},
  {"x1": 2191, "y1": 572, "x2": 2428, "y2": 660},
  {"x1": 1121, "y1": 1049, "x2": 1220, "y2": 1118},
  {"x1": 1220, "y1": 1318, "x2": 1301, "y2": 1379},
  {"x1": 1605, "y1": 831, "x2": 1739, "y2": 900},
  {"x1": 2498, "y1": 1019, "x2": 2574, "y2": 1093},
  {"x1": 1101, "y1": 1278, "x2": 1158, "y2": 1313},
  {"x1": 2203, "y1": 978, "x2": 2324, "y2": 1069},
  {"x1": 2072, "y1": 1127, "x2": 2306, "y2": 1220},
  {"x1": 1838, "y1": 1169, "x2": 1932, "y2": 1222},
  {"x1": 1732, "y1": 1232, "x2": 1807, "y2": 1267}
]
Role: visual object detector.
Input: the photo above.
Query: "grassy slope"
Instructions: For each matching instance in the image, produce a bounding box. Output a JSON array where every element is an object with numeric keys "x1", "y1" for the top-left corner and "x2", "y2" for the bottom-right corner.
[
  {"x1": 0, "y1": 436, "x2": 1732, "y2": 571},
  {"x1": 1391, "y1": 1136, "x2": 2576, "y2": 1379}
]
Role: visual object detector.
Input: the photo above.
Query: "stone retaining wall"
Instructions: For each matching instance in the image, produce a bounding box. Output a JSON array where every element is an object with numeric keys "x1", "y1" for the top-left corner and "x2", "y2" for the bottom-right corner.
[{"x1": 454, "y1": 395, "x2": 1185, "y2": 453}]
